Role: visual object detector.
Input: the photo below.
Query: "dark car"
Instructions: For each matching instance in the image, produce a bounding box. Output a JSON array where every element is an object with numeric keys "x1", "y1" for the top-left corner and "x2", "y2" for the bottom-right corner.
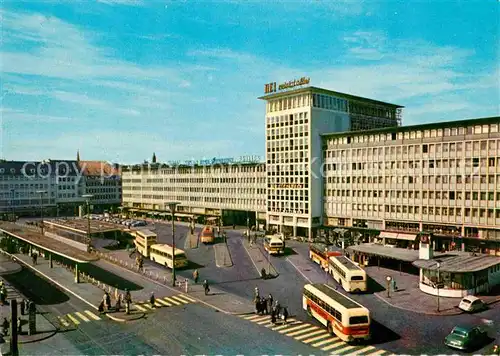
[{"x1": 444, "y1": 325, "x2": 489, "y2": 351}]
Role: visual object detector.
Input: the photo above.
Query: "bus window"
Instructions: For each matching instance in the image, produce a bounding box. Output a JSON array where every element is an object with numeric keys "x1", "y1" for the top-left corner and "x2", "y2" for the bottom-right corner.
[
  {"x1": 349, "y1": 316, "x2": 369, "y2": 325},
  {"x1": 351, "y1": 276, "x2": 364, "y2": 281}
]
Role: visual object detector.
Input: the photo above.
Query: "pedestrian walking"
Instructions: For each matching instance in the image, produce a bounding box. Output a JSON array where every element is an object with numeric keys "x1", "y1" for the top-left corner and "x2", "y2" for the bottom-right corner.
[
  {"x1": 203, "y1": 280, "x2": 210, "y2": 295},
  {"x1": 270, "y1": 309, "x2": 276, "y2": 324},
  {"x1": 2, "y1": 318, "x2": 9, "y2": 336},
  {"x1": 254, "y1": 286, "x2": 260, "y2": 299},
  {"x1": 150, "y1": 293, "x2": 156, "y2": 308},
  {"x1": 267, "y1": 294, "x2": 273, "y2": 311},
  {"x1": 282, "y1": 307, "x2": 289, "y2": 324},
  {"x1": 193, "y1": 269, "x2": 199, "y2": 284},
  {"x1": 17, "y1": 317, "x2": 22, "y2": 334},
  {"x1": 20, "y1": 299, "x2": 26, "y2": 315}
]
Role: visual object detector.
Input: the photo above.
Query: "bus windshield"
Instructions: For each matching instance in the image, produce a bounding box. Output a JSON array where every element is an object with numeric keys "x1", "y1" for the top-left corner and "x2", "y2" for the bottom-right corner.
[{"x1": 349, "y1": 316, "x2": 369, "y2": 325}]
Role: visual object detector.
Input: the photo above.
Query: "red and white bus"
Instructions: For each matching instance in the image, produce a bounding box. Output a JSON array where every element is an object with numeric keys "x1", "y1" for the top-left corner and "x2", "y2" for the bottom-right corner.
[
  {"x1": 200, "y1": 226, "x2": 215, "y2": 244},
  {"x1": 309, "y1": 243, "x2": 342, "y2": 271},
  {"x1": 303, "y1": 283, "x2": 370, "y2": 342}
]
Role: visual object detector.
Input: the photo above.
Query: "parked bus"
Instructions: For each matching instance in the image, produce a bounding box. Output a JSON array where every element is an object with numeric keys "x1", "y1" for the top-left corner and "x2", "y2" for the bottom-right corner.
[
  {"x1": 309, "y1": 243, "x2": 342, "y2": 271},
  {"x1": 149, "y1": 244, "x2": 188, "y2": 269},
  {"x1": 303, "y1": 283, "x2": 370, "y2": 343},
  {"x1": 200, "y1": 226, "x2": 215, "y2": 244},
  {"x1": 264, "y1": 235, "x2": 285, "y2": 255},
  {"x1": 133, "y1": 229, "x2": 157, "y2": 258},
  {"x1": 328, "y1": 256, "x2": 367, "y2": 293}
]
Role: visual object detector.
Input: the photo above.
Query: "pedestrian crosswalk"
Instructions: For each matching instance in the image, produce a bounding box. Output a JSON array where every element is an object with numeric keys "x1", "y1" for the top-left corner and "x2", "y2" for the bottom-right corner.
[
  {"x1": 239, "y1": 314, "x2": 391, "y2": 356},
  {"x1": 133, "y1": 294, "x2": 196, "y2": 312},
  {"x1": 57, "y1": 310, "x2": 101, "y2": 327}
]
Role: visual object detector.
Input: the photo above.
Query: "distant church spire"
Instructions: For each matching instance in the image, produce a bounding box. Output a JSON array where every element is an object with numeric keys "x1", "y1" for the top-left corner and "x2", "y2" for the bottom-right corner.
[
  {"x1": 77, "y1": 150, "x2": 80, "y2": 162},
  {"x1": 152, "y1": 152, "x2": 157, "y2": 163}
]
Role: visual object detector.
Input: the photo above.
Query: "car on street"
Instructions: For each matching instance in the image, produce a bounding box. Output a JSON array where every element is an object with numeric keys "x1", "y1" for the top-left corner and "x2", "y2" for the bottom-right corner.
[
  {"x1": 444, "y1": 324, "x2": 489, "y2": 351},
  {"x1": 458, "y1": 296, "x2": 487, "y2": 312}
]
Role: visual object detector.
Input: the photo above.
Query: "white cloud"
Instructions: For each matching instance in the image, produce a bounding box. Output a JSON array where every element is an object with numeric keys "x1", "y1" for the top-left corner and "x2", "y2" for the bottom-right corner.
[
  {"x1": 1, "y1": 108, "x2": 76, "y2": 123},
  {"x1": 96, "y1": 0, "x2": 144, "y2": 5}
]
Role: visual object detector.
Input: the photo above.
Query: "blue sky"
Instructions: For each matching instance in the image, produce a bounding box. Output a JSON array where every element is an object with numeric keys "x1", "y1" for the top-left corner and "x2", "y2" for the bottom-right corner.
[{"x1": 1, "y1": 0, "x2": 498, "y2": 164}]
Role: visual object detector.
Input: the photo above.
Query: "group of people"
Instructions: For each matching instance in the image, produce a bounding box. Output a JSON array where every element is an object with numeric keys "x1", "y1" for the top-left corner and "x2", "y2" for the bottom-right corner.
[
  {"x1": 1, "y1": 317, "x2": 22, "y2": 336},
  {"x1": 98, "y1": 289, "x2": 132, "y2": 314},
  {"x1": 253, "y1": 287, "x2": 288, "y2": 325}
]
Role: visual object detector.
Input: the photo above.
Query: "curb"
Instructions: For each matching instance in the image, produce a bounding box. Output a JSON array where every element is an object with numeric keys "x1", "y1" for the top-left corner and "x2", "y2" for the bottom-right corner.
[
  {"x1": 373, "y1": 293, "x2": 463, "y2": 316},
  {"x1": 105, "y1": 311, "x2": 145, "y2": 322},
  {"x1": 7, "y1": 254, "x2": 137, "y2": 323},
  {"x1": 19, "y1": 329, "x2": 58, "y2": 344},
  {"x1": 242, "y1": 240, "x2": 279, "y2": 279}
]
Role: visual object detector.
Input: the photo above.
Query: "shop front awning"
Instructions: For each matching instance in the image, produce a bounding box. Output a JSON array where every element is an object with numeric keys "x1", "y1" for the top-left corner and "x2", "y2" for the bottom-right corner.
[
  {"x1": 396, "y1": 233, "x2": 417, "y2": 241},
  {"x1": 174, "y1": 213, "x2": 194, "y2": 218},
  {"x1": 379, "y1": 232, "x2": 399, "y2": 239}
]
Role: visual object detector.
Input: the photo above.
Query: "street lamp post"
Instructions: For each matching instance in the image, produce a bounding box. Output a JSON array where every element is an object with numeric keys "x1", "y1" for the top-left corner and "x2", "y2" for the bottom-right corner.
[
  {"x1": 436, "y1": 261, "x2": 441, "y2": 312},
  {"x1": 36, "y1": 190, "x2": 47, "y2": 235},
  {"x1": 82, "y1": 195, "x2": 93, "y2": 252},
  {"x1": 167, "y1": 202, "x2": 180, "y2": 287},
  {"x1": 386, "y1": 276, "x2": 392, "y2": 298}
]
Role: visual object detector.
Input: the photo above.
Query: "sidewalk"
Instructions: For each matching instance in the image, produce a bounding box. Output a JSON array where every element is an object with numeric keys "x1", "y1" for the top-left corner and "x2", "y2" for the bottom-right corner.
[
  {"x1": 10, "y1": 253, "x2": 144, "y2": 322},
  {"x1": 214, "y1": 242, "x2": 234, "y2": 268},
  {"x1": 365, "y1": 266, "x2": 500, "y2": 316},
  {"x1": 98, "y1": 248, "x2": 254, "y2": 315},
  {"x1": 241, "y1": 239, "x2": 278, "y2": 278}
]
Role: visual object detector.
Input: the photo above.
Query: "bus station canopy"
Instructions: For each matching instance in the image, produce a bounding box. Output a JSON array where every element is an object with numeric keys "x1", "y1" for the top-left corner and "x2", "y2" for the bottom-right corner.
[
  {"x1": 347, "y1": 243, "x2": 446, "y2": 262},
  {"x1": 0, "y1": 222, "x2": 98, "y2": 263},
  {"x1": 413, "y1": 253, "x2": 500, "y2": 273}
]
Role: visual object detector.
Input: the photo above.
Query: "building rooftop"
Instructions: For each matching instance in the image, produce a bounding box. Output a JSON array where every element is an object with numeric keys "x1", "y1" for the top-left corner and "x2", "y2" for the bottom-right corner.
[
  {"x1": 321, "y1": 116, "x2": 500, "y2": 138},
  {"x1": 78, "y1": 161, "x2": 120, "y2": 176},
  {"x1": 413, "y1": 253, "x2": 500, "y2": 273},
  {"x1": 258, "y1": 86, "x2": 404, "y2": 108},
  {"x1": 346, "y1": 243, "x2": 446, "y2": 262},
  {"x1": 0, "y1": 160, "x2": 81, "y2": 177}
]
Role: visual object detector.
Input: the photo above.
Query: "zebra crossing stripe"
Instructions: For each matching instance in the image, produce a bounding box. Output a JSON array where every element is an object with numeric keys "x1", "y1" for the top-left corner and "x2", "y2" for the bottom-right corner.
[
  {"x1": 243, "y1": 314, "x2": 261, "y2": 320},
  {"x1": 295, "y1": 329, "x2": 327, "y2": 341},
  {"x1": 75, "y1": 312, "x2": 90, "y2": 322},
  {"x1": 164, "y1": 297, "x2": 181, "y2": 305},
  {"x1": 171, "y1": 296, "x2": 189, "y2": 304},
  {"x1": 58, "y1": 316, "x2": 70, "y2": 327},
  {"x1": 271, "y1": 321, "x2": 301, "y2": 331},
  {"x1": 257, "y1": 319, "x2": 273, "y2": 325},
  {"x1": 134, "y1": 304, "x2": 147, "y2": 312},
  {"x1": 367, "y1": 350, "x2": 388, "y2": 356},
  {"x1": 154, "y1": 301, "x2": 163, "y2": 308},
  {"x1": 84, "y1": 310, "x2": 101, "y2": 321},
  {"x1": 287, "y1": 325, "x2": 319, "y2": 337},
  {"x1": 142, "y1": 303, "x2": 154, "y2": 310},
  {"x1": 279, "y1": 323, "x2": 310, "y2": 334},
  {"x1": 66, "y1": 314, "x2": 80, "y2": 325},
  {"x1": 252, "y1": 315, "x2": 270, "y2": 323},
  {"x1": 156, "y1": 298, "x2": 172, "y2": 307},
  {"x1": 329, "y1": 344, "x2": 356, "y2": 354},
  {"x1": 312, "y1": 337, "x2": 339, "y2": 347},
  {"x1": 349, "y1": 346, "x2": 376, "y2": 355},
  {"x1": 176, "y1": 294, "x2": 196, "y2": 303},
  {"x1": 321, "y1": 340, "x2": 345, "y2": 351}
]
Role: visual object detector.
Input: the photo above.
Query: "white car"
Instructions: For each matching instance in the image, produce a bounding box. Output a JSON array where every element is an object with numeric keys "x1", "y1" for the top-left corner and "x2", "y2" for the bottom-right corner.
[{"x1": 458, "y1": 296, "x2": 486, "y2": 312}]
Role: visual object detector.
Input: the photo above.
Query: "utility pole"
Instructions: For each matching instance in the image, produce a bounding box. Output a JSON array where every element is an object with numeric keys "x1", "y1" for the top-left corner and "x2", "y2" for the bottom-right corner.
[
  {"x1": 36, "y1": 190, "x2": 47, "y2": 235},
  {"x1": 82, "y1": 195, "x2": 93, "y2": 252},
  {"x1": 167, "y1": 202, "x2": 180, "y2": 287},
  {"x1": 10, "y1": 299, "x2": 18, "y2": 356}
]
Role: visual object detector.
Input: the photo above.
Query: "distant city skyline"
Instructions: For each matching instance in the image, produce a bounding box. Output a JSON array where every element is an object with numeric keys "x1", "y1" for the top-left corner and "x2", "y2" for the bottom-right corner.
[{"x1": 1, "y1": 0, "x2": 498, "y2": 164}]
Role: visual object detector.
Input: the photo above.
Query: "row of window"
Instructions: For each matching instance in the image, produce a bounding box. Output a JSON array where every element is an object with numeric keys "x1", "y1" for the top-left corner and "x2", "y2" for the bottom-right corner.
[
  {"x1": 326, "y1": 122, "x2": 499, "y2": 145},
  {"x1": 326, "y1": 189, "x2": 500, "y2": 202},
  {"x1": 126, "y1": 165, "x2": 266, "y2": 176},
  {"x1": 327, "y1": 158, "x2": 500, "y2": 171},
  {"x1": 124, "y1": 195, "x2": 266, "y2": 207},
  {"x1": 326, "y1": 175, "x2": 500, "y2": 185}
]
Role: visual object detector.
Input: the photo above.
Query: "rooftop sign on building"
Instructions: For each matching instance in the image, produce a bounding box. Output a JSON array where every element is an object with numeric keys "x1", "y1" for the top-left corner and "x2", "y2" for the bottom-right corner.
[{"x1": 264, "y1": 76, "x2": 310, "y2": 94}]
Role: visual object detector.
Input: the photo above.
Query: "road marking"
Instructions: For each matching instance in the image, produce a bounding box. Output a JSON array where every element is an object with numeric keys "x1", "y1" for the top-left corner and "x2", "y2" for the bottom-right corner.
[
  {"x1": 134, "y1": 304, "x2": 147, "y2": 312},
  {"x1": 312, "y1": 337, "x2": 338, "y2": 347},
  {"x1": 286, "y1": 256, "x2": 313, "y2": 283},
  {"x1": 251, "y1": 315, "x2": 270, "y2": 323},
  {"x1": 66, "y1": 313, "x2": 80, "y2": 325},
  {"x1": 156, "y1": 298, "x2": 172, "y2": 307},
  {"x1": 271, "y1": 321, "x2": 301, "y2": 331},
  {"x1": 367, "y1": 350, "x2": 388, "y2": 356},
  {"x1": 142, "y1": 303, "x2": 154, "y2": 310},
  {"x1": 279, "y1": 323, "x2": 310, "y2": 334},
  {"x1": 257, "y1": 318, "x2": 273, "y2": 325},
  {"x1": 321, "y1": 340, "x2": 344, "y2": 351},
  {"x1": 329, "y1": 344, "x2": 355, "y2": 354},
  {"x1": 349, "y1": 345, "x2": 376, "y2": 355},
  {"x1": 295, "y1": 329, "x2": 327, "y2": 341},
  {"x1": 287, "y1": 325, "x2": 319, "y2": 337},
  {"x1": 164, "y1": 297, "x2": 182, "y2": 305},
  {"x1": 243, "y1": 314, "x2": 261, "y2": 321},
  {"x1": 154, "y1": 301, "x2": 163, "y2": 308},
  {"x1": 176, "y1": 294, "x2": 196, "y2": 303},
  {"x1": 171, "y1": 295, "x2": 190, "y2": 304},
  {"x1": 84, "y1": 310, "x2": 101, "y2": 321},
  {"x1": 75, "y1": 312, "x2": 90, "y2": 322},
  {"x1": 58, "y1": 317, "x2": 70, "y2": 327}
]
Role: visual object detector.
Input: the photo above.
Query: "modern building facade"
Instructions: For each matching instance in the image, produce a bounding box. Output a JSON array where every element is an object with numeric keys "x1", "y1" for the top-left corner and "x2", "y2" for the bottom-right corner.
[
  {"x1": 121, "y1": 161, "x2": 266, "y2": 226},
  {"x1": 259, "y1": 85, "x2": 403, "y2": 238},
  {"x1": 322, "y1": 117, "x2": 500, "y2": 255},
  {"x1": 0, "y1": 155, "x2": 121, "y2": 218}
]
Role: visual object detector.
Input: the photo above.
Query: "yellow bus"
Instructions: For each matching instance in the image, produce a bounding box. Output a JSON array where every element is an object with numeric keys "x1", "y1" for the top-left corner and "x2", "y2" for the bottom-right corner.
[
  {"x1": 309, "y1": 243, "x2": 342, "y2": 271},
  {"x1": 149, "y1": 244, "x2": 188, "y2": 269},
  {"x1": 328, "y1": 256, "x2": 367, "y2": 293},
  {"x1": 264, "y1": 235, "x2": 285, "y2": 255},
  {"x1": 303, "y1": 283, "x2": 370, "y2": 343},
  {"x1": 200, "y1": 226, "x2": 215, "y2": 244},
  {"x1": 132, "y1": 229, "x2": 157, "y2": 258}
]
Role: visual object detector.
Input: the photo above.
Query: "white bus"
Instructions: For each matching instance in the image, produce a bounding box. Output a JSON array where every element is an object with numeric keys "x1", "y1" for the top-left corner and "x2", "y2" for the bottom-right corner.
[
  {"x1": 328, "y1": 256, "x2": 367, "y2": 293},
  {"x1": 149, "y1": 244, "x2": 188, "y2": 269},
  {"x1": 303, "y1": 283, "x2": 370, "y2": 343},
  {"x1": 264, "y1": 235, "x2": 285, "y2": 255},
  {"x1": 133, "y1": 229, "x2": 157, "y2": 258}
]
